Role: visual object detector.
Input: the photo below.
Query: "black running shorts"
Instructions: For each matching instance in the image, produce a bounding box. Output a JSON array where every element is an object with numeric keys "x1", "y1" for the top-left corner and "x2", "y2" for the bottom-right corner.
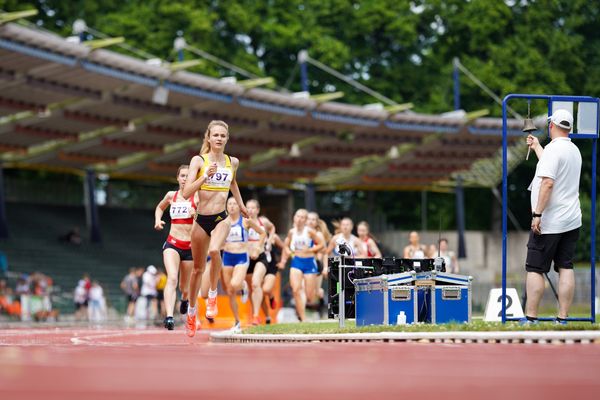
[{"x1": 525, "y1": 228, "x2": 579, "y2": 274}]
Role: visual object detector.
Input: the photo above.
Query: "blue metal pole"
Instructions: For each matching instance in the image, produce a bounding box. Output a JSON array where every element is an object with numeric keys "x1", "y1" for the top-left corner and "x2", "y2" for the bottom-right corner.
[
  {"x1": 591, "y1": 137, "x2": 597, "y2": 323},
  {"x1": 300, "y1": 61, "x2": 308, "y2": 93},
  {"x1": 501, "y1": 96, "x2": 509, "y2": 323},
  {"x1": 455, "y1": 175, "x2": 466, "y2": 258},
  {"x1": 453, "y1": 58, "x2": 460, "y2": 111}
]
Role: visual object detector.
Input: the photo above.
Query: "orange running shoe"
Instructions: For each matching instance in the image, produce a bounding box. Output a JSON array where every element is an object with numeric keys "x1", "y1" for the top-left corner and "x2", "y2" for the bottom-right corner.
[
  {"x1": 252, "y1": 316, "x2": 261, "y2": 326},
  {"x1": 205, "y1": 296, "x2": 218, "y2": 319},
  {"x1": 186, "y1": 313, "x2": 197, "y2": 337}
]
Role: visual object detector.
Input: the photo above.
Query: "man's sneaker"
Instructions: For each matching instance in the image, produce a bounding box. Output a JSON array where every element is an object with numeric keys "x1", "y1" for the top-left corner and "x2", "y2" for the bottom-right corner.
[
  {"x1": 555, "y1": 317, "x2": 568, "y2": 325},
  {"x1": 206, "y1": 296, "x2": 218, "y2": 319},
  {"x1": 241, "y1": 281, "x2": 249, "y2": 304},
  {"x1": 164, "y1": 316, "x2": 175, "y2": 330},
  {"x1": 179, "y1": 299, "x2": 189, "y2": 315},
  {"x1": 518, "y1": 317, "x2": 539, "y2": 325},
  {"x1": 251, "y1": 316, "x2": 261, "y2": 326},
  {"x1": 186, "y1": 313, "x2": 197, "y2": 337},
  {"x1": 230, "y1": 321, "x2": 242, "y2": 334},
  {"x1": 269, "y1": 296, "x2": 276, "y2": 309},
  {"x1": 265, "y1": 316, "x2": 271, "y2": 325}
]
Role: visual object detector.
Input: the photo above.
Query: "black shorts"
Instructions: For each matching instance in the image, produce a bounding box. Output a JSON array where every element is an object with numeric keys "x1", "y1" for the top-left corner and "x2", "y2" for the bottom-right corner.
[
  {"x1": 266, "y1": 255, "x2": 278, "y2": 276},
  {"x1": 195, "y1": 210, "x2": 228, "y2": 236},
  {"x1": 163, "y1": 241, "x2": 193, "y2": 261},
  {"x1": 157, "y1": 290, "x2": 164, "y2": 301},
  {"x1": 316, "y1": 259, "x2": 323, "y2": 273},
  {"x1": 525, "y1": 228, "x2": 579, "y2": 274},
  {"x1": 127, "y1": 294, "x2": 137, "y2": 303},
  {"x1": 247, "y1": 252, "x2": 269, "y2": 275}
]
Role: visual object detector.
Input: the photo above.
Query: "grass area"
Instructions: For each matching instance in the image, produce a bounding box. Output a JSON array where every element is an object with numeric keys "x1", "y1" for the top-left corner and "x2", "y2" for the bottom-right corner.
[{"x1": 244, "y1": 320, "x2": 600, "y2": 335}]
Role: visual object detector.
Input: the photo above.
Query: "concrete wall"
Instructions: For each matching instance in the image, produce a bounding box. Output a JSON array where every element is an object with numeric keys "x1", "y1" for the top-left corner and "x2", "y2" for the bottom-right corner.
[
  {"x1": 378, "y1": 230, "x2": 597, "y2": 311},
  {"x1": 378, "y1": 230, "x2": 529, "y2": 284}
]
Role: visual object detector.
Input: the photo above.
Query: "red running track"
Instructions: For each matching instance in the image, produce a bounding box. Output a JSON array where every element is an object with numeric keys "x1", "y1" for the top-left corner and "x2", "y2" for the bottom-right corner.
[{"x1": 1, "y1": 326, "x2": 599, "y2": 400}]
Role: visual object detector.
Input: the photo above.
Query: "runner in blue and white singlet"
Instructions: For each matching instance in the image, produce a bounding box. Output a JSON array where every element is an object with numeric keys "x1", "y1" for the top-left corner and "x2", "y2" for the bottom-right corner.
[
  {"x1": 279, "y1": 209, "x2": 324, "y2": 322},
  {"x1": 221, "y1": 197, "x2": 265, "y2": 331}
]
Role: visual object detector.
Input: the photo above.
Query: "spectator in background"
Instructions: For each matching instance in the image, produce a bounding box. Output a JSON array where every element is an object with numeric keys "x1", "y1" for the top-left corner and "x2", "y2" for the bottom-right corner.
[
  {"x1": 0, "y1": 278, "x2": 20, "y2": 317},
  {"x1": 356, "y1": 221, "x2": 382, "y2": 258},
  {"x1": 140, "y1": 265, "x2": 158, "y2": 320},
  {"x1": 88, "y1": 281, "x2": 106, "y2": 323},
  {"x1": 427, "y1": 243, "x2": 438, "y2": 259},
  {"x1": 403, "y1": 231, "x2": 427, "y2": 259},
  {"x1": 439, "y1": 238, "x2": 459, "y2": 274},
  {"x1": 120, "y1": 268, "x2": 138, "y2": 321},
  {"x1": 59, "y1": 226, "x2": 82, "y2": 246},
  {"x1": 15, "y1": 274, "x2": 30, "y2": 296},
  {"x1": 74, "y1": 279, "x2": 88, "y2": 321}
]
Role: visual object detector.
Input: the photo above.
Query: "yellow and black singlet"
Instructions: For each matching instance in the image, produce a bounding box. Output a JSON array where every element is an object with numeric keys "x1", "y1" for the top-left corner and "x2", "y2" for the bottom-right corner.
[{"x1": 198, "y1": 154, "x2": 234, "y2": 192}]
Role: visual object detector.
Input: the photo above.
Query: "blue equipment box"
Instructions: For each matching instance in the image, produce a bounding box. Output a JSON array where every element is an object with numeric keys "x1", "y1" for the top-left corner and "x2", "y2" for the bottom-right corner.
[
  {"x1": 355, "y1": 273, "x2": 431, "y2": 326},
  {"x1": 354, "y1": 271, "x2": 472, "y2": 326},
  {"x1": 432, "y1": 285, "x2": 471, "y2": 323}
]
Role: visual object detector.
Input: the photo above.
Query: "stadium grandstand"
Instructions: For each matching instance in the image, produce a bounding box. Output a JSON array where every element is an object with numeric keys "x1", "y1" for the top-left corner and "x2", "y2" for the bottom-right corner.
[{"x1": 0, "y1": 17, "x2": 537, "y2": 314}]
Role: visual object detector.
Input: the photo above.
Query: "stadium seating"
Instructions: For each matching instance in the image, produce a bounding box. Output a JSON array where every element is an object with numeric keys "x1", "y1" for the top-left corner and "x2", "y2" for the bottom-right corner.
[{"x1": 0, "y1": 202, "x2": 163, "y2": 313}]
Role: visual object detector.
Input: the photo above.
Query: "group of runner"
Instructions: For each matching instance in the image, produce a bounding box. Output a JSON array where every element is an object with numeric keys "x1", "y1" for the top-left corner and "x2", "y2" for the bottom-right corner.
[{"x1": 153, "y1": 120, "x2": 383, "y2": 336}]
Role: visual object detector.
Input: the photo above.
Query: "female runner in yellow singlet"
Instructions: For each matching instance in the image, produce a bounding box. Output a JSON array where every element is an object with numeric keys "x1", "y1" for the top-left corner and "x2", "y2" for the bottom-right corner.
[{"x1": 182, "y1": 120, "x2": 248, "y2": 337}]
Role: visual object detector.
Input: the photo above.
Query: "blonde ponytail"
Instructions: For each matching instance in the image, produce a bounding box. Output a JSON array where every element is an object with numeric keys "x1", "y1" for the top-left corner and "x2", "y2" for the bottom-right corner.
[{"x1": 200, "y1": 120, "x2": 229, "y2": 155}]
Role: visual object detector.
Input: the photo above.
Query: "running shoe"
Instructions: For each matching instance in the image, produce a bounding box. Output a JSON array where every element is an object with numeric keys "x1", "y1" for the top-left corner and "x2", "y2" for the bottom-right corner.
[
  {"x1": 241, "y1": 281, "x2": 249, "y2": 304},
  {"x1": 230, "y1": 321, "x2": 242, "y2": 334},
  {"x1": 269, "y1": 296, "x2": 276, "y2": 309},
  {"x1": 518, "y1": 317, "x2": 539, "y2": 325},
  {"x1": 251, "y1": 316, "x2": 261, "y2": 326},
  {"x1": 164, "y1": 316, "x2": 175, "y2": 330},
  {"x1": 186, "y1": 313, "x2": 197, "y2": 337},
  {"x1": 179, "y1": 299, "x2": 189, "y2": 315},
  {"x1": 206, "y1": 296, "x2": 218, "y2": 319},
  {"x1": 555, "y1": 317, "x2": 568, "y2": 325}
]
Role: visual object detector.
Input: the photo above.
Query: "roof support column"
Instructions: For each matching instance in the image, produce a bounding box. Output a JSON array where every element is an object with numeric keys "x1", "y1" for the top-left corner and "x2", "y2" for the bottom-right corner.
[
  {"x1": 455, "y1": 175, "x2": 466, "y2": 258},
  {"x1": 84, "y1": 169, "x2": 101, "y2": 243},
  {"x1": 298, "y1": 50, "x2": 309, "y2": 93},
  {"x1": 0, "y1": 163, "x2": 8, "y2": 239},
  {"x1": 304, "y1": 182, "x2": 316, "y2": 212}
]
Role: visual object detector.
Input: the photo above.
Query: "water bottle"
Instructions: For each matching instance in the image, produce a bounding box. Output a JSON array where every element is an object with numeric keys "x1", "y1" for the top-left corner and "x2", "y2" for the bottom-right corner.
[{"x1": 396, "y1": 311, "x2": 407, "y2": 325}]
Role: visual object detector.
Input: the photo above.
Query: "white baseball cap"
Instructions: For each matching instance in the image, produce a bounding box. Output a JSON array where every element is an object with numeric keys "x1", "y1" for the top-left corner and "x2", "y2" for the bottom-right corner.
[
  {"x1": 147, "y1": 265, "x2": 157, "y2": 274},
  {"x1": 548, "y1": 109, "x2": 573, "y2": 130}
]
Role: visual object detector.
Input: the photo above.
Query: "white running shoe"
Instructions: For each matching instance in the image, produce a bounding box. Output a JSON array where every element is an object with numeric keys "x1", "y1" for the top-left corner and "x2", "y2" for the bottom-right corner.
[
  {"x1": 230, "y1": 321, "x2": 242, "y2": 334},
  {"x1": 241, "y1": 281, "x2": 249, "y2": 304}
]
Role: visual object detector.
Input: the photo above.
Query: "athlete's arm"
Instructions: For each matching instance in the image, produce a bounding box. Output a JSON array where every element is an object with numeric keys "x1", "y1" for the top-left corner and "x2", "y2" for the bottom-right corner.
[
  {"x1": 369, "y1": 238, "x2": 382, "y2": 258},
  {"x1": 353, "y1": 238, "x2": 367, "y2": 257},
  {"x1": 182, "y1": 155, "x2": 208, "y2": 199},
  {"x1": 325, "y1": 234, "x2": 338, "y2": 255},
  {"x1": 229, "y1": 157, "x2": 248, "y2": 218},
  {"x1": 154, "y1": 191, "x2": 174, "y2": 230},
  {"x1": 277, "y1": 230, "x2": 293, "y2": 268},
  {"x1": 308, "y1": 228, "x2": 324, "y2": 254}
]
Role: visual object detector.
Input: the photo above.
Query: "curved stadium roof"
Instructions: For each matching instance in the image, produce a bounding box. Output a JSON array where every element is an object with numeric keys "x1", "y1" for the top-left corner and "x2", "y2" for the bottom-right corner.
[{"x1": 0, "y1": 22, "x2": 526, "y2": 191}]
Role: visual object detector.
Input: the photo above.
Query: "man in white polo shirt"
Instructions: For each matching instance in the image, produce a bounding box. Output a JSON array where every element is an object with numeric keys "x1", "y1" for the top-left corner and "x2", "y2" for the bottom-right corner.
[{"x1": 523, "y1": 109, "x2": 582, "y2": 324}]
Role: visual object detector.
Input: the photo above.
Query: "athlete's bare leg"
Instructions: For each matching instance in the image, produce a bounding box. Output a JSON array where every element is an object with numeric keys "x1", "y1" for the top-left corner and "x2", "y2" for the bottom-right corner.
[
  {"x1": 162, "y1": 248, "x2": 181, "y2": 317},
  {"x1": 290, "y1": 268, "x2": 306, "y2": 321},
  {"x1": 188, "y1": 224, "x2": 210, "y2": 309},
  {"x1": 251, "y1": 262, "x2": 267, "y2": 317},
  {"x1": 206, "y1": 219, "x2": 232, "y2": 293},
  {"x1": 178, "y1": 260, "x2": 193, "y2": 301}
]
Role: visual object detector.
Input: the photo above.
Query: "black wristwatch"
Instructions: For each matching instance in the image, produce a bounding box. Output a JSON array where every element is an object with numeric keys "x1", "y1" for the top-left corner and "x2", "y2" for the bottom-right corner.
[{"x1": 532, "y1": 212, "x2": 542, "y2": 218}]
